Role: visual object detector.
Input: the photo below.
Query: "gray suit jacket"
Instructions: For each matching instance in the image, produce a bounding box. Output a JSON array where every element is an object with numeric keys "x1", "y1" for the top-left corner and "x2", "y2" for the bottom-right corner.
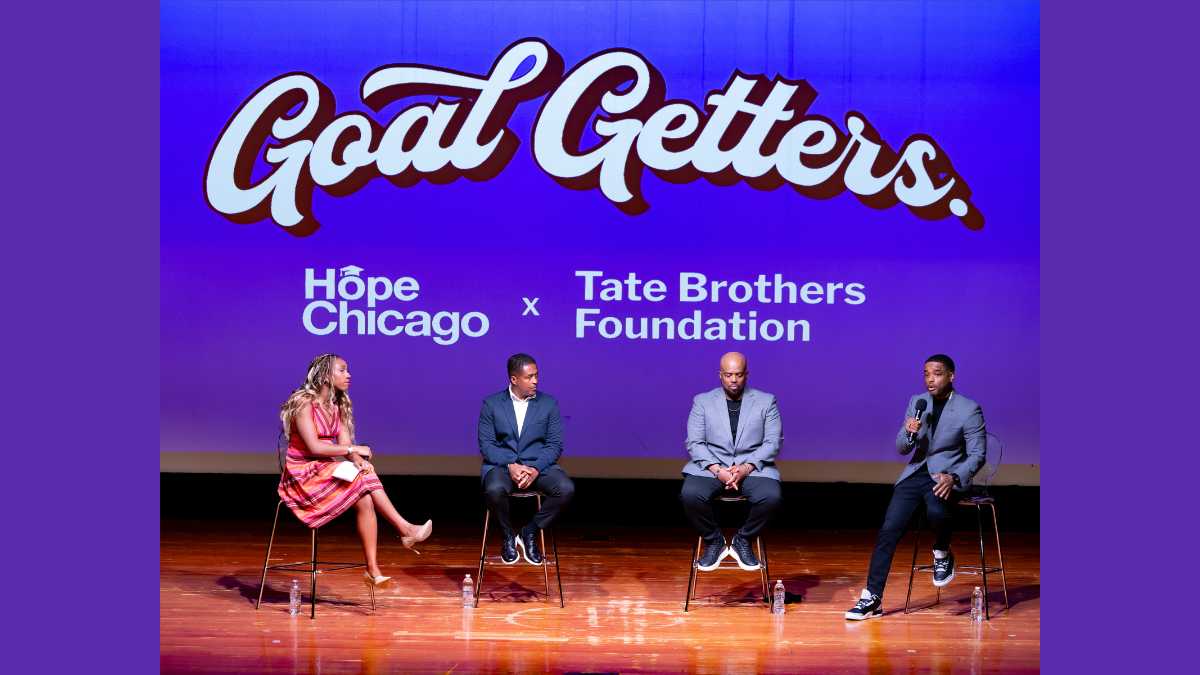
[
  {"x1": 683, "y1": 387, "x2": 782, "y2": 481},
  {"x1": 895, "y1": 390, "x2": 987, "y2": 491}
]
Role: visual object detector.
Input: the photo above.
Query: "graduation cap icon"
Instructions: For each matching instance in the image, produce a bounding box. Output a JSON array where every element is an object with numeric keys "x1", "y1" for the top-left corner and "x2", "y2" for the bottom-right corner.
[{"x1": 339, "y1": 265, "x2": 364, "y2": 277}]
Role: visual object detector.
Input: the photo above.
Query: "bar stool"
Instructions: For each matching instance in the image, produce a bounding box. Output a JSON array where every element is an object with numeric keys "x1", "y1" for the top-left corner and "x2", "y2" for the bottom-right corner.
[
  {"x1": 255, "y1": 499, "x2": 375, "y2": 619},
  {"x1": 683, "y1": 494, "x2": 771, "y2": 612},
  {"x1": 474, "y1": 490, "x2": 564, "y2": 607},
  {"x1": 904, "y1": 432, "x2": 1010, "y2": 619}
]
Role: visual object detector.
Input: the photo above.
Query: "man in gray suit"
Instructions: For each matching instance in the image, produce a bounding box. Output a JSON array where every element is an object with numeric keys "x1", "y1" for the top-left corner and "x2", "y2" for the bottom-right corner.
[
  {"x1": 681, "y1": 352, "x2": 783, "y2": 572},
  {"x1": 845, "y1": 353, "x2": 987, "y2": 620}
]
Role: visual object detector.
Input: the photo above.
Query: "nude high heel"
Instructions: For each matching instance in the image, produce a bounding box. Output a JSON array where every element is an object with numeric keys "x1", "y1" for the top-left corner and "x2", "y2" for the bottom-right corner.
[
  {"x1": 401, "y1": 520, "x2": 433, "y2": 554},
  {"x1": 363, "y1": 571, "x2": 391, "y2": 586}
]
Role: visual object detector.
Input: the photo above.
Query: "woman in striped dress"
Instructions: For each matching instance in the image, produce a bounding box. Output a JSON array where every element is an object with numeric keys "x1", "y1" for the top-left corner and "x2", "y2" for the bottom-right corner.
[{"x1": 277, "y1": 353, "x2": 432, "y2": 585}]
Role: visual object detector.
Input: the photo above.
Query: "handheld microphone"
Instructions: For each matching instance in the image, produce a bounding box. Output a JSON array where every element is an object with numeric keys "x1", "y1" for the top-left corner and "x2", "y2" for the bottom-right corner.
[{"x1": 906, "y1": 398, "x2": 928, "y2": 445}]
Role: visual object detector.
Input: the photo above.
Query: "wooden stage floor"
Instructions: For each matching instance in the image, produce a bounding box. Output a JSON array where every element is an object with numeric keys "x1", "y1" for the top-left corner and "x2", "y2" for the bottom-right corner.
[{"x1": 161, "y1": 520, "x2": 1039, "y2": 673}]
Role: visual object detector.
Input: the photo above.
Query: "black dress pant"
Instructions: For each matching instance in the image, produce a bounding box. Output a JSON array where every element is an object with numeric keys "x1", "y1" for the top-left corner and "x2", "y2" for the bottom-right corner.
[
  {"x1": 865, "y1": 470, "x2": 961, "y2": 597},
  {"x1": 679, "y1": 475, "x2": 782, "y2": 544},
  {"x1": 483, "y1": 465, "x2": 575, "y2": 538}
]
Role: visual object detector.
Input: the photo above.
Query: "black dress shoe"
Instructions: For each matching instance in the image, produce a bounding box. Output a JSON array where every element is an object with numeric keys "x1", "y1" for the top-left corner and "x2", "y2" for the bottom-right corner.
[
  {"x1": 516, "y1": 525, "x2": 543, "y2": 564},
  {"x1": 932, "y1": 552, "x2": 955, "y2": 587},
  {"x1": 696, "y1": 536, "x2": 727, "y2": 571},
  {"x1": 727, "y1": 534, "x2": 761, "y2": 571},
  {"x1": 500, "y1": 536, "x2": 519, "y2": 564}
]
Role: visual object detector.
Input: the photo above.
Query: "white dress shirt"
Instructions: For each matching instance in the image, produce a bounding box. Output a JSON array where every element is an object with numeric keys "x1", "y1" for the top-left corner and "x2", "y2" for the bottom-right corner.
[{"x1": 508, "y1": 386, "x2": 535, "y2": 436}]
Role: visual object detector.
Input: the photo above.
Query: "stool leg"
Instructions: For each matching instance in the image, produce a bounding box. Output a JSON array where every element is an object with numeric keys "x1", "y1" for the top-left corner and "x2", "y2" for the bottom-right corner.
[
  {"x1": 368, "y1": 575, "x2": 375, "y2": 613},
  {"x1": 537, "y1": 495, "x2": 551, "y2": 601},
  {"x1": 552, "y1": 528, "x2": 564, "y2": 608},
  {"x1": 539, "y1": 527, "x2": 551, "y2": 600},
  {"x1": 475, "y1": 509, "x2": 490, "y2": 608},
  {"x1": 975, "y1": 506, "x2": 990, "y2": 620},
  {"x1": 309, "y1": 528, "x2": 318, "y2": 619},
  {"x1": 684, "y1": 537, "x2": 700, "y2": 612},
  {"x1": 757, "y1": 537, "x2": 769, "y2": 608},
  {"x1": 761, "y1": 538, "x2": 771, "y2": 596},
  {"x1": 256, "y1": 501, "x2": 283, "y2": 610},
  {"x1": 990, "y1": 503, "x2": 1010, "y2": 611},
  {"x1": 904, "y1": 513, "x2": 923, "y2": 614}
]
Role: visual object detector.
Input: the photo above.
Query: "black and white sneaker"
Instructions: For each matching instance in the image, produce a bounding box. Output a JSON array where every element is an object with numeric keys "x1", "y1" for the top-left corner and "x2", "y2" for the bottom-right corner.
[
  {"x1": 696, "y1": 537, "x2": 727, "y2": 571},
  {"x1": 500, "y1": 536, "x2": 519, "y2": 564},
  {"x1": 726, "y1": 534, "x2": 761, "y2": 571},
  {"x1": 932, "y1": 552, "x2": 955, "y2": 587},
  {"x1": 844, "y1": 591, "x2": 882, "y2": 620},
  {"x1": 515, "y1": 525, "x2": 543, "y2": 565}
]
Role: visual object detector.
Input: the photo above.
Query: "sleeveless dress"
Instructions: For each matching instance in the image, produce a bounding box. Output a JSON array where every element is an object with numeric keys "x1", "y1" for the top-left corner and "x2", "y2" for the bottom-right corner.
[{"x1": 277, "y1": 403, "x2": 383, "y2": 528}]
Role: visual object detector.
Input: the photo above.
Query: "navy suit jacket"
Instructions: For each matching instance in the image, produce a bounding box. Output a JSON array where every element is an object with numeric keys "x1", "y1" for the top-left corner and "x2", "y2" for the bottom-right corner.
[{"x1": 477, "y1": 388, "x2": 564, "y2": 479}]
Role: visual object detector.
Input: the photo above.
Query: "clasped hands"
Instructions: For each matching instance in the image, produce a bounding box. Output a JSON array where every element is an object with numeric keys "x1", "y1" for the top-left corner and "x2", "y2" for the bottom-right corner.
[
  {"x1": 508, "y1": 463, "x2": 540, "y2": 489},
  {"x1": 711, "y1": 463, "x2": 754, "y2": 490},
  {"x1": 348, "y1": 444, "x2": 374, "y2": 474}
]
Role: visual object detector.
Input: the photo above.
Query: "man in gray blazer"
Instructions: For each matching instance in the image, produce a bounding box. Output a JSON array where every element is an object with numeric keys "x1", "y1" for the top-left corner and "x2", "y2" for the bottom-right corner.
[
  {"x1": 681, "y1": 352, "x2": 783, "y2": 572},
  {"x1": 845, "y1": 354, "x2": 987, "y2": 620}
]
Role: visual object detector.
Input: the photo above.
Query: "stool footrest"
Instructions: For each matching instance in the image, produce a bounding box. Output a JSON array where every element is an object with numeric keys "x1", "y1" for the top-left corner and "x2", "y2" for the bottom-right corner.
[
  {"x1": 268, "y1": 561, "x2": 364, "y2": 572},
  {"x1": 693, "y1": 563, "x2": 762, "y2": 572},
  {"x1": 955, "y1": 565, "x2": 1004, "y2": 575},
  {"x1": 911, "y1": 564, "x2": 1003, "y2": 576}
]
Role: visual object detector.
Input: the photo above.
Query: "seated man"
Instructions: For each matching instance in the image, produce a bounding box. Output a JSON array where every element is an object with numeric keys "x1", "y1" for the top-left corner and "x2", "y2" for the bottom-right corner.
[
  {"x1": 680, "y1": 352, "x2": 783, "y2": 572},
  {"x1": 477, "y1": 353, "x2": 575, "y2": 564},
  {"x1": 844, "y1": 354, "x2": 987, "y2": 620}
]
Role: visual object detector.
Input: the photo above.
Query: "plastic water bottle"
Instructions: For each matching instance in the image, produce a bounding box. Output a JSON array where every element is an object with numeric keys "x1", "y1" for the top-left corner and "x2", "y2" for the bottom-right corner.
[
  {"x1": 772, "y1": 580, "x2": 786, "y2": 615},
  {"x1": 462, "y1": 574, "x2": 475, "y2": 607},
  {"x1": 288, "y1": 579, "x2": 301, "y2": 616},
  {"x1": 970, "y1": 586, "x2": 984, "y2": 621}
]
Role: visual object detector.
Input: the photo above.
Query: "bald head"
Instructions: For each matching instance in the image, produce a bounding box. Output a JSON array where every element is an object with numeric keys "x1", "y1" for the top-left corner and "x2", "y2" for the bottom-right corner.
[
  {"x1": 718, "y1": 352, "x2": 748, "y2": 400},
  {"x1": 720, "y1": 352, "x2": 746, "y2": 371}
]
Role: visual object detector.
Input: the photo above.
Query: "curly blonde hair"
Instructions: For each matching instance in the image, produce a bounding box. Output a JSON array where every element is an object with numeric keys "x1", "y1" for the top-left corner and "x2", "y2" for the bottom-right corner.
[{"x1": 279, "y1": 353, "x2": 355, "y2": 441}]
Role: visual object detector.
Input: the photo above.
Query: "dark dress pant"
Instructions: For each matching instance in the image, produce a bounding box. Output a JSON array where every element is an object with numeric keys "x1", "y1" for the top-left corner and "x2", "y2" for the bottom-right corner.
[
  {"x1": 680, "y1": 474, "x2": 782, "y2": 544},
  {"x1": 865, "y1": 470, "x2": 961, "y2": 597},
  {"x1": 483, "y1": 465, "x2": 575, "y2": 537}
]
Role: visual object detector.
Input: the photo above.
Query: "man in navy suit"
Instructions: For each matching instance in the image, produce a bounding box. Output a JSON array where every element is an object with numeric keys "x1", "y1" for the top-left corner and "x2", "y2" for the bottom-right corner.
[
  {"x1": 845, "y1": 354, "x2": 988, "y2": 620},
  {"x1": 477, "y1": 353, "x2": 575, "y2": 564}
]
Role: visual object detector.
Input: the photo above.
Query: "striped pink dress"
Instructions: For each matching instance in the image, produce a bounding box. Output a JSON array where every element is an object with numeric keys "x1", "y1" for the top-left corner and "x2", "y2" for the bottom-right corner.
[{"x1": 277, "y1": 404, "x2": 383, "y2": 528}]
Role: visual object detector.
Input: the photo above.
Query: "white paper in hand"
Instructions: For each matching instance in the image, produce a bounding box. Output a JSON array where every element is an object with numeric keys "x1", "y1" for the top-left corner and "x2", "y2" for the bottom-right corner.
[{"x1": 332, "y1": 460, "x2": 360, "y2": 482}]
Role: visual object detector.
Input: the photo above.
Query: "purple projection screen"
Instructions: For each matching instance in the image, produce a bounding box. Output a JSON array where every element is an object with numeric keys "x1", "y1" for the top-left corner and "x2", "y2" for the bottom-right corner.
[{"x1": 160, "y1": 1, "x2": 1039, "y2": 481}]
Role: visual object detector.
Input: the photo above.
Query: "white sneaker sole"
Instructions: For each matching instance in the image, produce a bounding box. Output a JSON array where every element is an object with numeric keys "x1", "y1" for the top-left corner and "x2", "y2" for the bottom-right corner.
[
  {"x1": 514, "y1": 534, "x2": 543, "y2": 565},
  {"x1": 844, "y1": 609, "x2": 883, "y2": 621},
  {"x1": 932, "y1": 569, "x2": 955, "y2": 587},
  {"x1": 725, "y1": 545, "x2": 761, "y2": 571},
  {"x1": 695, "y1": 543, "x2": 728, "y2": 571}
]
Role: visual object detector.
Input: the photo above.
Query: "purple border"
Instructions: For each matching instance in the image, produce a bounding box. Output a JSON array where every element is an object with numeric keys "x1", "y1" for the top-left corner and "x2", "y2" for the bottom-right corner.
[
  {"x1": 13, "y1": 0, "x2": 158, "y2": 670},
  {"x1": 1042, "y1": 2, "x2": 1194, "y2": 669},
  {"x1": 18, "y1": 0, "x2": 1192, "y2": 669}
]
